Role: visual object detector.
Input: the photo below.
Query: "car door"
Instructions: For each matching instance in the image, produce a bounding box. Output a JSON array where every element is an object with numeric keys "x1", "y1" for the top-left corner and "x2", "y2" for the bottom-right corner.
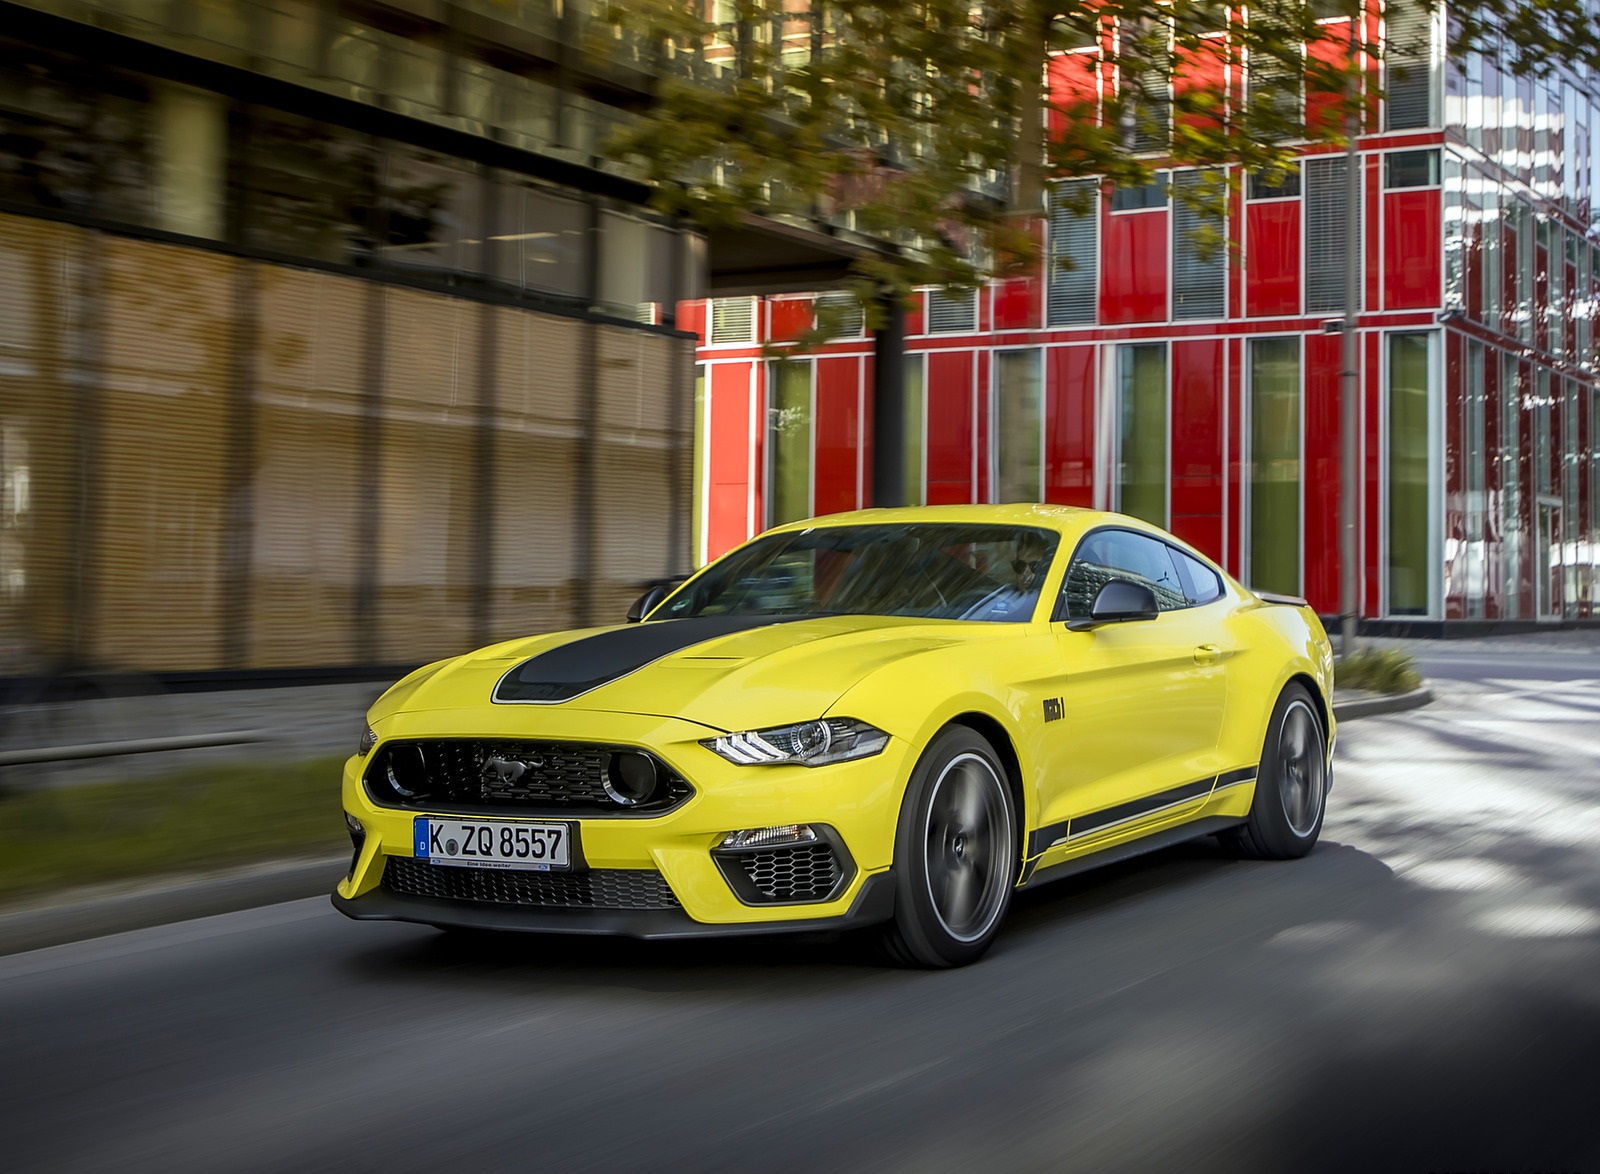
[{"x1": 1033, "y1": 528, "x2": 1229, "y2": 848}]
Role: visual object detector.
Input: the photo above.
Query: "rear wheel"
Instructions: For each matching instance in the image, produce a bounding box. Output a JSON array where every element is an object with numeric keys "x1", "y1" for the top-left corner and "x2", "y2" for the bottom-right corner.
[
  {"x1": 880, "y1": 727, "x2": 1017, "y2": 968},
  {"x1": 1219, "y1": 683, "x2": 1328, "y2": 860}
]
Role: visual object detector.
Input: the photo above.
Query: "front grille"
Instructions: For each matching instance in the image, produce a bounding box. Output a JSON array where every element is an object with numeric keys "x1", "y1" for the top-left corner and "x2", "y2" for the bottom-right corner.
[
  {"x1": 364, "y1": 739, "x2": 693, "y2": 815},
  {"x1": 383, "y1": 857, "x2": 681, "y2": 909},
  {"x1": 734, "y1": 843, "x2": 842, "y2": 903}
]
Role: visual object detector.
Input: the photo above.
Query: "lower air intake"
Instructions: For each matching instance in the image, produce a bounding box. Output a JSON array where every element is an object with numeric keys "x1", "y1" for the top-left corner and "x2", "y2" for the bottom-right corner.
[
  {"x1": 383, "y1": 857, "x2": 680, "y2": 909},
  {"x1": 735, "y1": 842, "x2": 842, "y2": 903}
]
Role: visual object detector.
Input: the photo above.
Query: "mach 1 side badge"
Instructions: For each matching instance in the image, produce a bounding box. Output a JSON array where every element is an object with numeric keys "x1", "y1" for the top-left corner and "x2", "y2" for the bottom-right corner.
[{"x1": 1042, "y1": 697, "x2": 1064, "y2": 723}]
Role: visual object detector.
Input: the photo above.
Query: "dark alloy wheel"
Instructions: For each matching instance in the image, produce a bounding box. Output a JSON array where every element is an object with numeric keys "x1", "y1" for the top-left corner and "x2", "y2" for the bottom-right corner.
[
  {"x1": 1220, "y1": 682, "x2": 1328, "y2": 860},
  {"x1": 881, "y1": 726, "x2": 1018, "y2": 968}
]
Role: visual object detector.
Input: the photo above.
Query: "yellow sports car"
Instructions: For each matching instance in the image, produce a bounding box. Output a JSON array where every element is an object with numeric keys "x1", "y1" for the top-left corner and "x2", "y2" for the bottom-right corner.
[{"x1": 334, "y1": 504, "x2": 1335, "y2": 967}]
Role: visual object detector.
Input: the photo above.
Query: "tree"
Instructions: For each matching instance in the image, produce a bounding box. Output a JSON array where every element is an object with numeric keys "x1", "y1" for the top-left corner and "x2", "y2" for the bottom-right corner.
[{"x1": 603, "y1": 0, "x2": 1600, "y2": 330}]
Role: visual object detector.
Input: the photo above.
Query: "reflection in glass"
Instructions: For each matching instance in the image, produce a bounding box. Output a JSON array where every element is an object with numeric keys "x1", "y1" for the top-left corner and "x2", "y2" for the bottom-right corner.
[
  {"x1": 995, "y1": 349, "x2": 1042, "y2": 503},
  {"x1": 1249, "y1": 337, "x2": 1300, "y2": 596},
  {"x1": 1117, "y1": 343, "x2": 1167, "y2": 526},
  {"x1": 767, "y1": 359, "x2": 812, "y2": 526},
  {"x1": 904, "y1": 353, "x2": 925, "y2": 506},
  {"x1": 1388, "y1": 332, "x2": 1431, "y2": 616}
]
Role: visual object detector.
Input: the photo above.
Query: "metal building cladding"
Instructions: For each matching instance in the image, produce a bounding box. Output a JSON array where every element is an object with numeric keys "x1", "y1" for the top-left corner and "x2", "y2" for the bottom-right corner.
[
  {"x1": 0, "y1": 0, "x2": 722, "y2": 677},
  {"x1": 692, "y1": 3, "x2": 1600, "y2": 629}
]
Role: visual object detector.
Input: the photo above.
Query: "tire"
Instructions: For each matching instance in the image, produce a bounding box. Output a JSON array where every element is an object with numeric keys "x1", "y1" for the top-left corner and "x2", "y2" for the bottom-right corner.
[
  {"x1": 1219, "y1": 683, "x2": 1328, "y2": 860},
  {"x1": 880, "y1": 726, "x2": 1018, "y2": 968}
]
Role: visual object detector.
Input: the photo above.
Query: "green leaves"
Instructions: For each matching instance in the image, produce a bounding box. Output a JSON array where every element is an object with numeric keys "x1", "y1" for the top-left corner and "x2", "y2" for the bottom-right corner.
[{"x1": 603, "y1": 2, "x2": 1599, "y2": 320}]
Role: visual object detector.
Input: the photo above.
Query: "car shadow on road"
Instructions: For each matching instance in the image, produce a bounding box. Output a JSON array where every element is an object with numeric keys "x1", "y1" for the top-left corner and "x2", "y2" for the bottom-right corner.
[{"x1": 339, "y1": 834, "x2": 1398, "y2": 996}]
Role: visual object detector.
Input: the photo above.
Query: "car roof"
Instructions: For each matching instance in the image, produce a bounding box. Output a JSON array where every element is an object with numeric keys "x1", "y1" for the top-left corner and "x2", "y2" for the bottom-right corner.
[{"x1": 764, "y1": 504, "x2": 1156, "y2": 543}]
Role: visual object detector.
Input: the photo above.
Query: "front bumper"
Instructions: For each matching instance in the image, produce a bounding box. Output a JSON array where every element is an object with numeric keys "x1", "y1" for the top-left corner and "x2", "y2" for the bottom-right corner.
[
  {"x1": 334, "y1": 707, "x2": 912, "y2": 933},
  {"x1": 331, "y1": 871, "x2": 898, "y2": 939}
]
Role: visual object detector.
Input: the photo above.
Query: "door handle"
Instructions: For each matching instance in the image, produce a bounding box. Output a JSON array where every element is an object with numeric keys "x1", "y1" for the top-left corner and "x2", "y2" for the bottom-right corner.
[{"x1": 1193, "y1": 643, "x2": 1222, "y2": 665}]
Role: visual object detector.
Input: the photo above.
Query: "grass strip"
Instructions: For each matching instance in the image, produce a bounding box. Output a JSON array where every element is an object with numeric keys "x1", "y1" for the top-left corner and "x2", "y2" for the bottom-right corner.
[{"x1": 0, "y1": 756, "x2": 347, "y2": 904}]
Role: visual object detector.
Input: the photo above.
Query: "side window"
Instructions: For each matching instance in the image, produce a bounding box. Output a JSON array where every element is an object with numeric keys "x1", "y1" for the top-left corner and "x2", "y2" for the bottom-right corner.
[
  {"x1": 1169, "y1": 547, "x2": 1225, "y2": 605},
  {"x1": 1061, "y1": 530, "x2": 1189, "y2": 620}
]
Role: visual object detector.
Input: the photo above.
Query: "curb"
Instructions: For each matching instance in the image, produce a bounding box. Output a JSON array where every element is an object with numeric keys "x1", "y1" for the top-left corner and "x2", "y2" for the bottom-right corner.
[
  {"x1": 0, "y1": 855, "x2": 348, "y2": 958},
  {"x1": 1, "y1": 682, "x2": 1439, "y2": 958},
  {"x1": 1332, "y1": 685, "x2": 1434, "y2": 722}
]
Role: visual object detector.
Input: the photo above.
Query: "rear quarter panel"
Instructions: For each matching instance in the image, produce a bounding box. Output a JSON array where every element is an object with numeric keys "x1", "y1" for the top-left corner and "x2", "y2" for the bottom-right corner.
[{"x1": 1219, "y1": 598, "x2": 1336, "y2": 772}]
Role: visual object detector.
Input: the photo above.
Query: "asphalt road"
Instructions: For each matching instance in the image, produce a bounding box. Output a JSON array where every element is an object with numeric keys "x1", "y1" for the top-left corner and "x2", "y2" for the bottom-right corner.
[{"x1": 3, "y1": 659, "x2": 1598, "y2": 1174}]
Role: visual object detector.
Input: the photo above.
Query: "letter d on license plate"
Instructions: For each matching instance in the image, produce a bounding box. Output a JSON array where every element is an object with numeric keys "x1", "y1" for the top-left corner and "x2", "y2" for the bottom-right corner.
[{"x1": 414, "y1": 817, "x2": 571, "y2": 871}]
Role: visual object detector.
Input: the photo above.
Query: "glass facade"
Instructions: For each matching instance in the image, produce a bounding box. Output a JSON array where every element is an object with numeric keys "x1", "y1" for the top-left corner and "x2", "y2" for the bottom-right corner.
[
  {"x1": 1388, "y1": 333, "x2": 1433, "y2": 616},
  {"x1": 767, "y1": 359, "x2": 813, "y2": 526},
  {"x1": 0, "y1": 7, "x2": 696, "y2": 675},
  {"x1": 0, "y1": 212, "x2": 693, "y2": 673},
  {"x1": 1116, "y1": 343, "x2": 1167, "y2": 526},
  {"x1": 994, "y1": 349, "x2": 1043, "y2": 502},
  {"x1": 1248, "y1": 337, "x2": 1301, "y2": 596}
]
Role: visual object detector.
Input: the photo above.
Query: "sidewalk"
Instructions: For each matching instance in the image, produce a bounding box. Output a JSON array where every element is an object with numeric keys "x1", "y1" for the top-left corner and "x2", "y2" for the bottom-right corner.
[{"x1": 2, "y1": 680, "x2": 391, "y2": 787}]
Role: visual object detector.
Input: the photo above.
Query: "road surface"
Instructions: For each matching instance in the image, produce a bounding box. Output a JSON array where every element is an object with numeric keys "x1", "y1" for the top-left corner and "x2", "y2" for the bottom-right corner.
[{"x1": 2, "y1": 655, "x2": 1597, "y2": 1173}]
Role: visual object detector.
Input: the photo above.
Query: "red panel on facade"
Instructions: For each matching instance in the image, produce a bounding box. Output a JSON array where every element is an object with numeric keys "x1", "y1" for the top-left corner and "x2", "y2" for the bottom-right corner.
[
  {"x1": 904, "y1": 292, "x2": 925, "y2": 338},
  {"x1": 1383, "y1": 189, "x2": 1441, "y2": 310},
  {"x1": 1044, "y1": 345, "x2": 1095, "y2": 507},
  {"x1": 1226, "y1": 337, "x2": 1243, "y2": 576},
  {"x1": 976, "y1": 349, "x2": 990, "y2": 502},
  {"x1": 813, "y1": 357, "x2": 861, "y2": 518},
  {"x1": 1364, "y1": 331, "x2": 1382, "y2": 614},
  {"x1": 1304, "y1": 334, "x2": 1342, "y2": 615},
  {"x1": 768, "y1": 296, "x2": 812, "y2": 344},
  {"x1": 1048, "y1": 50, "x2": 1101, "y2": 141},
  {"x1": 861, "y1": 356, "x2": 875, "y2": 505},
  {"x1": 926, "y1": 350, "x2": 975, "y2": 504},
  {"x1": 1100, "y1": 209, "x2": 1168, "y2": 324},
  {"x1": 1305, "y1": 23, "x2": 1353, "y2": 136},
  {"x1": 1170, "y1": 340, "x2": 1225, "y2": 560},
  {"x1": 1174, "y1": 37, "x2": 1226, "y2": 136},
  {"x1": 993, "y1": 276, "x2": 1038, "y2": 330},
  {"x1": 677, "y1": 300, "x2": 707, "y2": 345},
  {"x1": 1364, "y1": 160, "x2": 1382, "y2": 311},
  {"x1": 1245, "y1": 201, "x2": 1301, "y2": 318},
  {"x1": 707, "y1": 363, "x2": 756, "y2": 559}
]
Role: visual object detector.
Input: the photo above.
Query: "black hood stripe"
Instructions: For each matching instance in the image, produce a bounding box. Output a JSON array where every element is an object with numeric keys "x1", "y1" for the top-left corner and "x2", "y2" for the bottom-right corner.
[{"x1": 494, "y1": 615, "x2": 818, "y2": 703}]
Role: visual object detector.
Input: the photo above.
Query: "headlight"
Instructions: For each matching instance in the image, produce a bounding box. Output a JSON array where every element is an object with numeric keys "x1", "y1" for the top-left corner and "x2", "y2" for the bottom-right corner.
[
  {"x1": 358, "y1": 723, "x2": 377, "y2": 757},
  {"x1": 703, "y1": 718, "x2": 889, "y2": 767}
]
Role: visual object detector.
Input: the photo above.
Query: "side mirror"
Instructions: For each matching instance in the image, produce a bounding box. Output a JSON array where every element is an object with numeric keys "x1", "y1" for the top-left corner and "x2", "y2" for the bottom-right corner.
[
  {"x1": 1066, "y1": 578, "x2": 1160, "y2": 631},
  {"x1": 626, "y1": 584, "x2": 670, "y2": 623}
]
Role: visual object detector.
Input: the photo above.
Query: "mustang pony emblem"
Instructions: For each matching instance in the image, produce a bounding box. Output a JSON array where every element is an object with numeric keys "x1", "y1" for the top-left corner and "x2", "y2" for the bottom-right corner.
[{"x1": 482, "y1": 755, "x2": 542, "y2": 784}]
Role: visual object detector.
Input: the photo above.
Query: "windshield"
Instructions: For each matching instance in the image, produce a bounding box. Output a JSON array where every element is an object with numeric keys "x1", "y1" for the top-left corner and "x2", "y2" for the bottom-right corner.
[{"x1": 655, "y1": 523, "x2": 1060, "y2": 623}]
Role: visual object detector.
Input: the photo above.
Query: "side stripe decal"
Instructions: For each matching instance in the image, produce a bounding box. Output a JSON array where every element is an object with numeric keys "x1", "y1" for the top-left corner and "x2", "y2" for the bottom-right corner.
[{"x1": 1025, "y1": 766, "x2": 1257, "y2": 860}]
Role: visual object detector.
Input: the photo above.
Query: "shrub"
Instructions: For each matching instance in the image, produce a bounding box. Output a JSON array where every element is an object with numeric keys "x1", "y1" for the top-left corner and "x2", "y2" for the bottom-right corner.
[{"x1": 1335, "y1": 648, "x2": 1422, "y2": 695}]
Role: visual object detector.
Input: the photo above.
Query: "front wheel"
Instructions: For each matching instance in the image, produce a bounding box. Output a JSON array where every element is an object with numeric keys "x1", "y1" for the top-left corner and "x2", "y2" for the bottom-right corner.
[
  {"x1": 880, "y1": 727, "x2": 1018, "y2": 968},
  {"x1": 1219, "y1": 683, "x2": 1328, "y2": 860}
]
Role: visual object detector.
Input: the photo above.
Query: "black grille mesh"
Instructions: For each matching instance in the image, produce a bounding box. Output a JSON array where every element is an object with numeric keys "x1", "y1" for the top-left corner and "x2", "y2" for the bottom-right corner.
[
  {"x1": 736, "y1": 843, "x2": 842, "y2": 902},
  {"x1": 383, "y1": 857, "x2": 681, "y2": 909},
  {"x1": 366, "y1": 739, "x2": 692, "y2": 814}
]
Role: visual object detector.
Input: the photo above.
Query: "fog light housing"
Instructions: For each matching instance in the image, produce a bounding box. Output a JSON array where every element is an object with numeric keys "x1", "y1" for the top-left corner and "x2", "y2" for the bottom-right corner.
[
  {"x1": 603, "y1": 751, "x2": 660, "y2": 806},
  {"x1": 719, "y1": 824, "x2": 819, "y2": 851},
  {"x1": 383, "y1": 745, "x2": 428, "y2": 799}
]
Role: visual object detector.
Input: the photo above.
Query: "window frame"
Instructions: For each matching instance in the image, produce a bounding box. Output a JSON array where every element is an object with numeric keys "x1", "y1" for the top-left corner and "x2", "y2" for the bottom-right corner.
[{"x1": 1051, "y1": 525, "x2": 1226, "y2": 622}]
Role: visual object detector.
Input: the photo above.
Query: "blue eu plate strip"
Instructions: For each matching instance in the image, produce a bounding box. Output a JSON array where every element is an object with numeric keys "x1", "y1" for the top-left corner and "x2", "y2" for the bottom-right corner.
[{"x1": 414, "y1": 817, "x2": 430, "y2": 859}]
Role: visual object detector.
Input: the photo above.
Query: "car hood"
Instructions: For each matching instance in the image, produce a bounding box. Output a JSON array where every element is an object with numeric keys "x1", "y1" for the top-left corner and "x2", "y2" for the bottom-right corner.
[{"x1": 376, "y1": 614, "x2": 991, "y2": 733}]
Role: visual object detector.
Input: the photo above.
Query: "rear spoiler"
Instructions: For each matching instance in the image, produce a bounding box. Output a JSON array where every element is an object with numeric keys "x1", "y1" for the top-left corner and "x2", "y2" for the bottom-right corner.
[{"x1": 1254, "y1": 590, "x2": 1310, "y2": 608}]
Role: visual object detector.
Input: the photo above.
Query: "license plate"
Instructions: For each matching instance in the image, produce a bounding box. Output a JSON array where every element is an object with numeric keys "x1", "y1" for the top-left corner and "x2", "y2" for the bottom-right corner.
[{"x1": 413, "y1": 817, "x2": 571, "y2": 871}]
